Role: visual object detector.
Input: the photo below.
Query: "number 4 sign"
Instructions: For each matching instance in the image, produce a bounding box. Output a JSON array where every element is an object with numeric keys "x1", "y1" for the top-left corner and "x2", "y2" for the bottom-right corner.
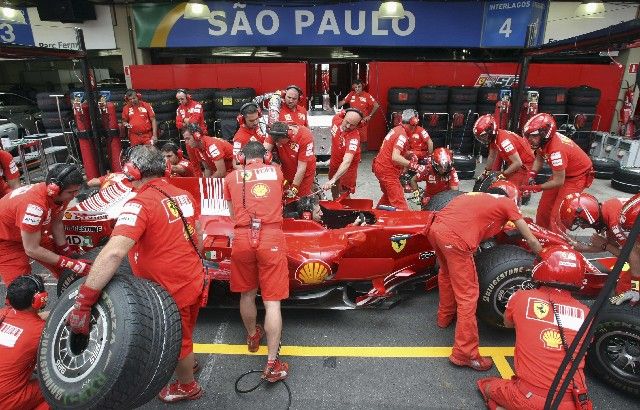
[{"x1": 481, "y1": 1, "x2": 548, "y2": 48}]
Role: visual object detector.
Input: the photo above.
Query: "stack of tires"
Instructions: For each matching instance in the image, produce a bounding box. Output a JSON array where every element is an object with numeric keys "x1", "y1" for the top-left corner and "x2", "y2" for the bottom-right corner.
[
  {"x1": 213, "y1": 88, "x2": 256, "y2": 141},
  {"x1": 387, "y1": 87, "x2": 418, "y2": 130},
  {"x1": 418, "y1": 86, "x2": 448, "y2": 148},
  {"x1": 448, "y1": 86, "x2": 477, "y2": 155},
  {"x1": 138, "y1": 90, "x2": 178, "y2": 143},
  {"x1": 567, "y1": 86, "x2": 601, "y2": 153},
  {"x1": 38, "y1": 274, "x2": 182, "y2": 409},
  {"x1": 37, "y1": 92, "x2": 72, "y2": 134},
  {"x1": 537, "y1": 87, "x2": 568, "y2": 129}
]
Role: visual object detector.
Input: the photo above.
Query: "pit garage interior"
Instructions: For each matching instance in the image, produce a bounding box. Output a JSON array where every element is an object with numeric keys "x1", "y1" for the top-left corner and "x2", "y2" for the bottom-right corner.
[{"x1": 1, "y1": 1, "x2": 640, "y2": 409}]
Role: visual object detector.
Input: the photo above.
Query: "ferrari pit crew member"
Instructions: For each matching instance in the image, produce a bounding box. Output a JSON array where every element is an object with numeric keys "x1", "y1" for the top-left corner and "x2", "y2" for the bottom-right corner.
[
  {"x1": 0, "y1": 164, "x2": 89, "y2": 287},
  {"x1": 473, "y1": 114, "x2": 535, "y2": 187},
  {"x1": 232, "y1": 102, "x2": 267, "y2": 160},
  {"x1": 279, "y1": 85, "x2": 308, "y2": 126},
  {"x1": 264, "y1": 121, "x2": 316, "y2": 197},
  {"x1": 337, "y1": 79, "x2": 379, "y2": 143},
  {"x1": 67, "y1": 146, "x2": 205, "y2": 403},
  {"x1": 183, "y1": 123, "x2": 233, "y2": 178},
  {"x1": 0, "y1": 148, "x2": 20, "y2": 198},
  {"x1": 559, "y1": 192, "x2": 639, "y2": 304},
  {"x1": 323, "y1": 108, "x2": 364, "y2": 199},
  {"x1": 0, "y1": 275, "x2": 49, "y2": 410},
  {"x1": 176, "y1": 88, "x2": 207, "y2": 176},
  {"x1": 372, "y1": 109, "x2": 422, "y2": 210},
  {"x1": 408, "y1": 124, "x2": 434, "y2": 161},
  {"x1": 162, "y1": 142, "x2": 195, "y2": 177},
  {"x1": 614, "y1": 193, "x2": 640, "y2": 304},
  {"x1": 224, "y1": 141, "x2": 289, "y2": 382},
  {"x1": 175, "y1": 88, "x2": 207, "y2": 133},
  {"x1": 478, "y1": 246, "x2": 592, "y2": 410},
  {"x1": 409, "y1": 147, "x2": 459, "y2": 208},
  {"x1": 427, "y1": 187, "x2": 542, "y2": 371},
  {"x1": 521, "y1": 113, "x2": 593, "y2": 234},
  {"x1": 122, "y1": 89, "x2": 157, "y2": 146}
]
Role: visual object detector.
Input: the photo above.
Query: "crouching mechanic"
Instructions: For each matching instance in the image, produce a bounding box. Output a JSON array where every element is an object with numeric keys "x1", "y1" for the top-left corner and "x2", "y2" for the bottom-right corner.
[
  {"x1": 559, "y1": 193, "x2": 640, "y2": 304},
  {"x1": 0, "y1": 164, "x2": 89, "y2": 287},
  {"x1": 473, "y1": 114, "x2": 535, "y2": 188},
  {"x1": 264, "y1": 121, "x2": 316, "y2": 197},
  {"x1": 521, "y1": 113, "x2": 593, "y2": 234},
  {"x1": 183, "y1": 123, "x2": 234, "y2": 178},
  {"x1": 477, "y1": 245, "x2": 592, "y2": 410},
  {"x1": 0, "y1": 275, "x2": 49, "y2": 410},
  {"x1": 409, "y1": 147, "x2": 459, "y2": 208},
  {"x1": 162, "y1": 142, "x2": 196, "y2": 177},
  {"x1": 224, "y1": 141, "x2": 289, "y2": 382},
  {"x1": 373, "y1": 109, "x2": 423, "y2": 210},
  {"x1": 66, "y1": 146, "x2": 205, "y2": 403},
  {"x1": 427, "y1": 183, "x2": 542, "y2": 371}
]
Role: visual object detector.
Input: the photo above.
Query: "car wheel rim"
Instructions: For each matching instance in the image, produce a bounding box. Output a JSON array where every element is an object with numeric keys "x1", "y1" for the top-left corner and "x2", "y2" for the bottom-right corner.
[
  {"x1": 493, "y1": 275, "x2": 528, "y2": 317},
  {"x1": 50, "y1": 305, "x2": 109, "y2": 383},
  {"x1": 597, "y1": 329, "x2": 640, "y2": 384}
]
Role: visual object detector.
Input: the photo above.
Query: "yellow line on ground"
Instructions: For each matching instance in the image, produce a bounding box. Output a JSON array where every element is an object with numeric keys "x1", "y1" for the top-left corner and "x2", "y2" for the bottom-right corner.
[{"x1": 193, "y1": 343, "x2": 515, "y2": 378}]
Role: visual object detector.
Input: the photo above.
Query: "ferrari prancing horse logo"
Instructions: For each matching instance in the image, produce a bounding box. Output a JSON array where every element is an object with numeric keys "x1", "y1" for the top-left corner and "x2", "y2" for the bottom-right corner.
[
  {"x1": 533, "y1": 301, "x2": 550, "y2": 319},
  {"x1": 391, "y1": 239, "x2": 406, "y2": 253}
]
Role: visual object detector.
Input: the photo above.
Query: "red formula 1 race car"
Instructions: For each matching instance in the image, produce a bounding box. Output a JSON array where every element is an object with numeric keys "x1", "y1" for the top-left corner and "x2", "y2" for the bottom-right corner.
[{"x1": 62, "y1": 178, "x2": 640, "y2": 396}]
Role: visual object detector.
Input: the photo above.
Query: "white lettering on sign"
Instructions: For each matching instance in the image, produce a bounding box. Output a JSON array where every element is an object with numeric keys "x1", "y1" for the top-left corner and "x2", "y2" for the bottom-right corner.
[
  {"x1": 489, "y1": 1, "x2": 531, "y2": 10},
  {"x1": 0, "y1": 23, "x2": 16, "y2": 43},
  {"x1": 204, "y1": 8, "x2": 417, "y2": 38}
]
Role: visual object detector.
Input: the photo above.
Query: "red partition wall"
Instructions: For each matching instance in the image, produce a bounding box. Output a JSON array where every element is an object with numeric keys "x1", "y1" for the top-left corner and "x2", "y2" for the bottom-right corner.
[
  {"x1": 367, "y1": 62, "x2": 624, "y2": 150},
  {"x1": 129, "y1": 63, "x2": 307, "y2": 95}
]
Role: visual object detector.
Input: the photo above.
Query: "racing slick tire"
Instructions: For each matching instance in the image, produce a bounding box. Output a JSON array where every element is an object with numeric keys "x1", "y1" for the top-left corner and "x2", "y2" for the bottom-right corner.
[
  {"x1": 388, "y1": 87, "x2": 418, "y2": 105},
  {"x1": 535, "y1": 162, "x2": 553, "y2": 184},
  {"x1": 591, "y1": 157, "x2": 620, "y2": 179},
  {"x1": 38, "y1": 275, "x2": 156, "y2": 409},
  {"x1": 418, "y1": 86, "x2": 448, "y2": 105},
  {"x1": 423, "y1": 190, "x2": 465, "y2": 211},
  {"x1": 473, "y1": 171, "x2": 502, "y2": 193},
  {"x1": 587, "y1": 302, "x2": 640, "y2": 397},
  {"x1": 611, "y1": 167, "x2": 640, "y2": 194},
  {"x1": 476, "y1": 244, "x2": 535, "y2": 328},
  {"x1": 449, "y1": 87, "x2": 478, "y2": 104}
]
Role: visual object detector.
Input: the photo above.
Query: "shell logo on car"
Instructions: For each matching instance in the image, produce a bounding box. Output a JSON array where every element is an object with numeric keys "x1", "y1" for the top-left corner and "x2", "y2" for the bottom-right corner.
[{"x1": 295, "y1": 260, "x2": 332, "y2": 284}]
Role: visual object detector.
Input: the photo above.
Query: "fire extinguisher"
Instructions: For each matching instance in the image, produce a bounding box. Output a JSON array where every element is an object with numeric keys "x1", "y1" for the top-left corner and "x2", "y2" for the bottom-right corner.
[
  {"x1": 519, "y1": 90, "x2": 539, "y2": 132},
  {"x1": 72, "y1": 97, "x2": 91, "y2": 138},
  {"x1": 618, "y1": 83, "x2": 636, "y2": 138},
  {"x1": 494, "y1": 89, "x2": 512, "y2": 130},
  {"x1": 99, "y1": 99, "x2": 123, "y2": 172}
]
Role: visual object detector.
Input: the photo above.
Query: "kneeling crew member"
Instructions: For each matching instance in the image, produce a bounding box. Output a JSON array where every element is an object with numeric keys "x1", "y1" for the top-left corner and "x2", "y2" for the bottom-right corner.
[
  {"x1": 559, "y1": 193, "x2": 640, "y2": 304},
  {"x1": 183, "y1": 123, "x2": 233, "y2": 178},
  {"x1": 477, "y1": 245, "x2": 592, "y2": 410},
  {"x1": 409, "y1": 147, "x2": 459, "y2": 208},
  {"x1": 224, "y1": 141, "x2": 289, "y2": 382},
  {"x1": 0, "y1": 275, "x2": 49, "y2": 410},
  {"x1": 162, "y1": 142, "x2": 196, "y2": 177},
  {"x1": 67, "y1": 146, "x2": 205, "y2": 403},
  {"x1": 0, "y1": 164, "x2": 88, "y2": 286},
  {"x1": 427, "y1": 183, "x2": 542, "y2": 371}
]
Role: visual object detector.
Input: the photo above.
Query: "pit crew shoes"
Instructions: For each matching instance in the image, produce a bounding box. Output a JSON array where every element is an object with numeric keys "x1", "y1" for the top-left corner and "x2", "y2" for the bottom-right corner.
[
  {"x1": 262, "y1": 359, "x2": 289, "y2": 382},
  {"x1": 158, "y1": 380, "x2": 203, "y2": 402},
  {"x1": 247, "y1": 324, "x2": 265, "y2": 353},
  {"x1": 449, "y1": 354, "x2": 494, "y2": 372}
]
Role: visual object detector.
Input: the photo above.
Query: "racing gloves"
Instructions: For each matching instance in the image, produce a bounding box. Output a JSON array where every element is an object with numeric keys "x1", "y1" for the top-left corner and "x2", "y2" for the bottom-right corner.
[
  {"x1": 408, "y1": 160, "x2": 425, "y2": 174},
  {"x1": 67, "y1": 284, "x2": 102, "y2": 335},
  {"x1": 520, "y1": 184, "x2": 542, "y2": 195},
  {"x1": 610, "y1": 290, "x2": 640, "y2": 306},
  {"x1": 284, "y1": 185, "x2": 299, "y2": 199},
  {"x1": 57, "y1": 256, "x2": 92, "y2": 276}
]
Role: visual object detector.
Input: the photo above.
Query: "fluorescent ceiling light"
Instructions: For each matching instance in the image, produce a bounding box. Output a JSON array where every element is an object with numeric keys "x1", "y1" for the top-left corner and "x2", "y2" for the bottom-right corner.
[
  {"x1": 0, "y1": 6, "x2": 26, "y2": 24},
  {"x1": 184, "y1": 1, "x2": 210, "y2": 20},
  {"x1": 379, "y1": 1, "x2": 405, "y2": 19},
  {"x1": 575, "y1": 2, "x2": 605, "y2": 19}
]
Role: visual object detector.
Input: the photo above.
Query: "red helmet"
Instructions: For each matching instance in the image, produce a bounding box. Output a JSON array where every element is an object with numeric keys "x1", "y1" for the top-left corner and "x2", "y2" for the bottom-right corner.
[
  {"x1": 431, "y1": 147, "x2": 453, "y2": 176},
  {"x1": 531, "y1": 245, "x2": 586, "y2": 290},
  {"x1": 559, "y1": 193, "x2": 602, "y2": 231},
  {"x1": 523, "y1": 113, "x2": 557, "y2": 149},
  {"x1": 473, "y1": 114, "x2": 497, "y2": 145},
  {"x1": 488, "y1": 180, "x2": 520, "y2": 206},
  {"x1": 620, "y1": 193, "x2": 640, "y2": 233}
]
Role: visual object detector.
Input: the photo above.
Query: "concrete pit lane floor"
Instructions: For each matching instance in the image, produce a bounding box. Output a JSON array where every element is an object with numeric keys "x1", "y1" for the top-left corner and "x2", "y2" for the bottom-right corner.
[{"x1": 16, "y1": 150, "x2": 638, "y2": 409}]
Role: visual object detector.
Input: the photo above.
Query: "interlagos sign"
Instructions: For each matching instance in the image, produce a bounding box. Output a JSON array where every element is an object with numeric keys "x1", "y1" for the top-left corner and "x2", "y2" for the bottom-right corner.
[{"x1": 133, "y1": 1, "x2": 495, "y2": 48}]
